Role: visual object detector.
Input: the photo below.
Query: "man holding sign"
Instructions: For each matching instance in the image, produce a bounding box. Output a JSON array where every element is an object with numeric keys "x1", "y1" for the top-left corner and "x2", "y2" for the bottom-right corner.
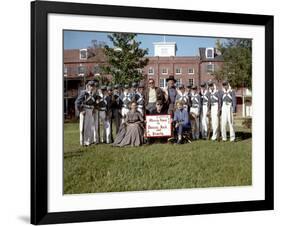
[{"x1": 146, "y1": 100, "x2": 171, "y2": 144}]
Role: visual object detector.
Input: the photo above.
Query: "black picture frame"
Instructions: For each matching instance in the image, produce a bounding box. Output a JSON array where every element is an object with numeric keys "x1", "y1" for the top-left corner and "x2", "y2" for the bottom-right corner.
[{"x1": 31, "y1": 0, "x2": 274, "y2": 224}]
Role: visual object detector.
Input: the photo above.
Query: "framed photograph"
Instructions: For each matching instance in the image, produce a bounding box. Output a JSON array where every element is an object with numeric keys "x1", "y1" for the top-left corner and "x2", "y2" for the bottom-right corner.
[{"x1": 31, "y1": 0, "x2": 274, "y2": 224}]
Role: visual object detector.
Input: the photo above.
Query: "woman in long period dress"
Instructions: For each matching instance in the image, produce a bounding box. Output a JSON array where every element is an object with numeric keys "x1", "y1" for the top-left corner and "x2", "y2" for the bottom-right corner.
[{"x1": 112, "y1": 101, "x2": 144, "y2": 147}]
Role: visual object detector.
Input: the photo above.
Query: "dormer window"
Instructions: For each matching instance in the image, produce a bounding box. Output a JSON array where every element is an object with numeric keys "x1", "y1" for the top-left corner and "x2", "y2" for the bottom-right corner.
[
  {"x1": 80, "y1": 49, "x2": 87, "y2": 60},
  {"x1": 205, "y1": 48, "x2": 214, "y2": 59}
]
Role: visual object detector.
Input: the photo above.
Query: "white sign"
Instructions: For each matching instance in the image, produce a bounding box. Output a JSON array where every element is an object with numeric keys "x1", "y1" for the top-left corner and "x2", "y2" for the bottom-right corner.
[{"x1": 146, "y1": 114, "x2": 172, "y2": 137}]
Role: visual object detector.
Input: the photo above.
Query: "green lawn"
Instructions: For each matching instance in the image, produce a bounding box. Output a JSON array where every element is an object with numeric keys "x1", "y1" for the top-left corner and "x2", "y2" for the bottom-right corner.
[{"x1": 64, "y1": 122, "x2": 252, "y2": 194}]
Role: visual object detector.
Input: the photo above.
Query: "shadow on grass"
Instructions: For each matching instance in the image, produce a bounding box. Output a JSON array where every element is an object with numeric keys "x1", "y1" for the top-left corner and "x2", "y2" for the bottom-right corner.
[
  {"x1": 234, "y1": 131, "x2": 252, "y2": 141},
  {"x1": 64, "y1": 149, "x2": 87, "y2": 158}
]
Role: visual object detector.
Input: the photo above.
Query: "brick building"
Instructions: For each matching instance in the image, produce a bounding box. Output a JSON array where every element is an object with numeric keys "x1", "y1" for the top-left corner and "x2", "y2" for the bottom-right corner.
[{"x1": 63, "y1": 41, "x2": 252, "y2": 118}]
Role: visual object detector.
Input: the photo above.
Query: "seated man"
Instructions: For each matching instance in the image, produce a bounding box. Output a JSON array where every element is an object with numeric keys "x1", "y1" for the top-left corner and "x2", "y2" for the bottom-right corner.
[{"x1": 173, "y1": 100, "x2": 191, "y2": 144}]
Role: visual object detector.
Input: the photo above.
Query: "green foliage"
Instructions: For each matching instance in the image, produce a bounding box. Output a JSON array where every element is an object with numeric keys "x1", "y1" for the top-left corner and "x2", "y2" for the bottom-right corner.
[
  {"x1": 214, "y1": 39, "x2": 252, "y2": 89},
  {"x1": 64, "y1": 123, "x2": 252, "y2": 194},
  {"x1": 101, "y1": 33, "x2": 149, "y2": 85}
]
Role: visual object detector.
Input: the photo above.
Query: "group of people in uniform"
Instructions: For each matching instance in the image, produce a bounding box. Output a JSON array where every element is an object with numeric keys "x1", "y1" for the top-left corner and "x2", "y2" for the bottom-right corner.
[{"x1": 75, "y1": 75, "x2": 236, "y2": 147}]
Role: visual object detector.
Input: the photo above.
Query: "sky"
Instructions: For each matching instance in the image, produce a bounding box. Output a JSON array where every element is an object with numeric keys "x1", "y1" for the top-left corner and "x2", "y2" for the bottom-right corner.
[{"x1": 64, "y1": 30, "x2": 226, "y2": 56}]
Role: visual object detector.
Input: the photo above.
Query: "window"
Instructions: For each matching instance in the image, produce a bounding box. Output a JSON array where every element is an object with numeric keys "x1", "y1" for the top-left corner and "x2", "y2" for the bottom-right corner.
[
  {"x1": 80, "y1": 49, "x2": 87, "y2": 60},
  {"x1": 159, "y1": 78, "x2": 167, "y2": 88},
  {"x1": 78, "y1": 66, "x2": 86, "y2": 76},
  {"x1": 92, "y1": 65, "x2": 100, "y2": 75},
  {"x1": 206, "y1": 63, "x2": 214, "y2": 73},
  {"x1": 64, "y1": 65, "x2": 67, "y2": 76},
  {"x1": 206, "y1": 48, "x2": 214, "y2": 58},
  {"x1": 188, "y1": 68, "x2": 194, "y2": 74},
  {"x1": 148, "y1": 67, "x2": 154, "y2": 75},
  {"x1": 161, "y1": 68, "x2": 168, "y2": 74},
  {"x1": 188, "y1": 79, "x2": 194, "y2": 86},
  {"x1": 176, "y1": 79, "x2": 182, "y2": 87},
  {"x1": 175, "y1": 68, "x2": 182, "y2": 74}
]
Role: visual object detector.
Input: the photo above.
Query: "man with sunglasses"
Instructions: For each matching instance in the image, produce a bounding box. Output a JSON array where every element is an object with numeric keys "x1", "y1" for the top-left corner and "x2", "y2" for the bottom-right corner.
[{"x1": 144, "y1": 78, "x2": 165, "y2": 114}]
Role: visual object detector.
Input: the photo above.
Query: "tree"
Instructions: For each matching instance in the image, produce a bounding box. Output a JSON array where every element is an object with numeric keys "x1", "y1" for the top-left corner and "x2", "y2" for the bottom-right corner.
[
  {"x1": 214, "y1": 39, "x2": 252, "y2": 89},
  {"x1": 101, "y1": 33, "x2": 149, "y2": 85}
]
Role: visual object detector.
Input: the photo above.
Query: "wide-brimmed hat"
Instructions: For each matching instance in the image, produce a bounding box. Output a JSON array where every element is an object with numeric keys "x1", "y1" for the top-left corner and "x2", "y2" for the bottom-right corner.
[
  {"x1": 107, "y1": 86, "x2": 112, "y2": 91},
  {"x1": 166, "y1": 75, "x2": 176, "y2": 83},
  {"x1": 123, "y1": 84, "x2": 130, "y2": 89}
]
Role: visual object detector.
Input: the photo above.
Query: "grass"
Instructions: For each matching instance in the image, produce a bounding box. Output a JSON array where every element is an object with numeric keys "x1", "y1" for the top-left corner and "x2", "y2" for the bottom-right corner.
[{"x1": 64, "y1": 122, "x2": 252, "y2": 194}]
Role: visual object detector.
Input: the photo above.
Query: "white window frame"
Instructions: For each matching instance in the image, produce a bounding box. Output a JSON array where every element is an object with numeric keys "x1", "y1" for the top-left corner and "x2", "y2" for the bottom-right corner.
[
  {"x1": 205, "y1": 48, "x2": 214, "y2": 59},
  {"x1": 161, "y1": 68, "x2": 168, "y2": 75},
  {"x1": 79, "y1": 48, "x2": 88, "y2": 60},
  {"x1": 175, "y1": 67, "x2": 182, "y2": 75},
  {"x1": 148, "y1": 67, "x2": 154, "y2": 75},
  {"x1": 206, "y1": 63, "x2": 215, "y2": 73},
  {"x1": 187, "y1": 67, "x2": 194, "y2": 74}
]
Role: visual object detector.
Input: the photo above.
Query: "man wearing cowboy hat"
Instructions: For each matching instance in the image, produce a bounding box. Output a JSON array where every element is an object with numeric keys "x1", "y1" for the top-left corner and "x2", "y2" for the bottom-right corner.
[
  {"x1": 144, "y1": 78, "x2": 165, "y2": 114},
  {"x1": 75, "y1": 80, "x2": 99, "y2": 146},
  {"x1": 164, "y1": 75, "x2": 178, "y2": 115},
  {"x1": 221, "y1": 80, "x2": 236, "y2": 142}
]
